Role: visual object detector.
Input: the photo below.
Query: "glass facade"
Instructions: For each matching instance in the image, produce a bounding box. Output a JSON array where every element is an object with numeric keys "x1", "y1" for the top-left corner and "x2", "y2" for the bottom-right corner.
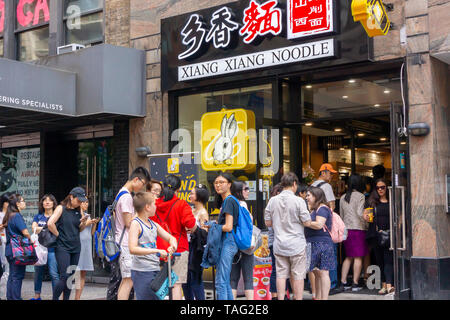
[
  {"x1": 0, "y1": 38, "x2": 3, "y2": 57},
  {"x1": 18, "y1": 26, "x2": 49, "y2": 61},
  {"x1": 15, "y1": 0, "x2": 51, "y2": 31},
  {"x1": 64, "y1": 0, "x2": 103, "y2": 16},
  {"x1": 65, "y1": 11, "x2": 103, "y2": 46}
]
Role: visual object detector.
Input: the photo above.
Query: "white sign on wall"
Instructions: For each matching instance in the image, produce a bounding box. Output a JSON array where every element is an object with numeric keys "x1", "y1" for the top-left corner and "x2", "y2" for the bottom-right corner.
[
  {"x1": 16, "y1": 148, "x2": 40, "y2": 227},
  {"x1": 178, "y1": 38, "x2": 335, "y2": 81}
]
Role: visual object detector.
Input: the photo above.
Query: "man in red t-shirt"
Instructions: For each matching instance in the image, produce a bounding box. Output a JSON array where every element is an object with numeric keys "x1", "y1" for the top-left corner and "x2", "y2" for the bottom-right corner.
[{"x1": 151, "y1": 175, "x2": 196, "y2": 300}]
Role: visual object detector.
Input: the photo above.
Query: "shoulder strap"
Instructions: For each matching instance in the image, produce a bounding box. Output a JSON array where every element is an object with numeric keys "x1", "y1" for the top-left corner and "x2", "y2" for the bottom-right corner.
[
  {"x1": 155, "y1": 199, "x2": 179, "y2": 225},
  {"x1": 114, "y1": 190, "x2": 130, "y2": 246},
  {"x1": 316, "y1": 181, "x2": 327, "y2": 188}
]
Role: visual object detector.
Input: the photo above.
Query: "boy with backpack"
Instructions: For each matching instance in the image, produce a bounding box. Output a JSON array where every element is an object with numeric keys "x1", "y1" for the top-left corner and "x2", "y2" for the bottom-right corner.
[
  {"x1": 128, "y1": 192, "x2": 177, "y2": 300},
  {"x1": 105, "y1": 167, "x2": 151, "y2": 300}
]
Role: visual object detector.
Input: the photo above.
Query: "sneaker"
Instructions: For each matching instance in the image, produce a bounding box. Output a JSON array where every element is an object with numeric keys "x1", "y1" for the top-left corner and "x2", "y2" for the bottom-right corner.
[
  {"x1": 329, "y1": 287, "x2": 341, "y2": 295},
  {"x1": 342, "y1": 282, "x2": 352, "y2": 291},
  {"x1": 351, "y1": 283, "x2": 364, "y2": 292}
]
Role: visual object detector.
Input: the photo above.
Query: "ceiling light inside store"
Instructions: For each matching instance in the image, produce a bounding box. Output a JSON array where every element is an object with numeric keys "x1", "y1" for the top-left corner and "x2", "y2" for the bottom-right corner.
[
  {"x1": 340, "y1": 148, "x2": 345, "y2": 151},
  {"x1": 0, "y1": 125, "x2": 5, "y2": 128},
  {"x1": 348, "y1": 79, "x2": 356, "y2": 83},
  {"x1": 342, "y1": 95, "x2": 348, "y2": 99},
  {"x1": 384, "y1": 89, "x2": 391, "y2": 94},
  {"x1": 374, "y1": 104, "x2": 380, "y2": 107},
  {"x1": 400, "y1": 141, "x2": 407, "y2": 145},
  {"x1": 305, "y1": 122, "x2": 313, "y2": 126},
  {"x1": 305, "y1": 85, "x2": 312, "y2": 89},
  {"x1": 334, "y1": 128, "x2": 342, "y2": 132},
  {"x1": 380, "y1": 137, "x2": 387, "y2": 141},
  {"x1": 357, "y1": 133, "x2": 365, "y2": 137}
]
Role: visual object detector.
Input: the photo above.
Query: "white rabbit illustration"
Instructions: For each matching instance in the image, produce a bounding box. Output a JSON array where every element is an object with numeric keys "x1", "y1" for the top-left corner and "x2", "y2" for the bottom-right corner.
[{"x1": 213, "y1": 113, "x2": 238, "y2": 164}]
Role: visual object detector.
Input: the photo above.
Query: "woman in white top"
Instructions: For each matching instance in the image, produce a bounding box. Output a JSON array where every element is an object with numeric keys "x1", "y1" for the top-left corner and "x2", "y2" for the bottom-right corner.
[{"x1": 230, "y1": 181, "x2": 254, "y2": 300}]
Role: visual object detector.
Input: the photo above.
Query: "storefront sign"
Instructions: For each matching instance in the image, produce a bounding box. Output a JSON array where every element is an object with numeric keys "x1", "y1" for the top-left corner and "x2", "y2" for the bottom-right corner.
[
  {"x1": 351, "y1": 0, "x2": 390, "y2": 37},
  {"x1": 201, "y1": 108, "x2": 256, "y2": 171},
  {"x1": 179, "y1": 38, "x2": 334, "y2": 81},
  {"x1": 0, "y1": 0, "x2": 4, "y2": 33},
  {"x1": 149, "y1": 153, "x2": 198, "y2": 202},
  {"x1": 0, "y1": 58, "x2": 76, "y2": 116},
  {"x1": 162, "y1": 0, "x2": 370, "y2": 91},
  {"x1": 16, "y1": 0, "x2": 50, "y2": 28},
  {"x1": 287, "y1": 0, "x2": 334, "y2": 39}
]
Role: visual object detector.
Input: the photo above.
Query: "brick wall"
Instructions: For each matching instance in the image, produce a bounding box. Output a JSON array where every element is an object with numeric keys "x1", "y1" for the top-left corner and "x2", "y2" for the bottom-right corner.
[
  {"x1": 112, "y1": 120, "x2": 130, "y2": 194},
  {"x1": 105, "y1": 0, "x2": 131, "y2": 47}
]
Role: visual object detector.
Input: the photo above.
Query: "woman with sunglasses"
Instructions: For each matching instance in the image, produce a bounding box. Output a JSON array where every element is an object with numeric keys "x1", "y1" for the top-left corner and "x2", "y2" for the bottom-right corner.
[{"x1": 364, "y1": 179, "x2": 394, "y2": 295}]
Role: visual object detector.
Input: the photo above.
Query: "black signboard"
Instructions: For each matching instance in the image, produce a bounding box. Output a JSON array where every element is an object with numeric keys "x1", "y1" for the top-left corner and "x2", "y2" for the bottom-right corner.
[{"x1": 161, "y1": 0, "x2": 371, "y2": 92}]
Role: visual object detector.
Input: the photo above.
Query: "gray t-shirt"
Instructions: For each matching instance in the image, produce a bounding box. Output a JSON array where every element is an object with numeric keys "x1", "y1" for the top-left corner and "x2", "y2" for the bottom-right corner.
[
  {"x1": 264, "y1": 190, "x2": 311, "y2": 256},
  {"x1": 312, "y1": 179, "x2": 336, "y2": 203}
]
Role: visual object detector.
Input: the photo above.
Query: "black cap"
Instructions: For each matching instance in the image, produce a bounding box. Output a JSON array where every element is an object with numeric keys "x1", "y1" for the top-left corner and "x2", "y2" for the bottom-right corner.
[{"x1": 69, "y1": 187, "x2": 88, "y2": 202}]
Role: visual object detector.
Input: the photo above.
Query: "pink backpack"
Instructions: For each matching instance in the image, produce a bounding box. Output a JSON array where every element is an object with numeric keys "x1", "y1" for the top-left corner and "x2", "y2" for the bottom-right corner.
[{"x1": 321, "y1": 206, "x2": 348, "y2": 243}]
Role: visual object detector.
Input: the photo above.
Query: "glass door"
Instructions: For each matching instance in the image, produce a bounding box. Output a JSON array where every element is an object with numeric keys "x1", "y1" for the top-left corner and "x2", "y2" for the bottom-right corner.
[
  {"x1": 78, "y1": 139, "x2": 113, "y2": 278},
  {"x1": 389, "y1": 102, "x2": 412, "y2": 300}
]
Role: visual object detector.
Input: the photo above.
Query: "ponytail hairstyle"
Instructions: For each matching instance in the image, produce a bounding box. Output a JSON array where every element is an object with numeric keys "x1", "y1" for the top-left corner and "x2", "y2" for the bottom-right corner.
[
  {"x1": 194, "y1": 184, "x2": 210, "y2": 207},
  {"x1": 231, "y1": 181, "x2": 246, "y2": 201},
  {"x1": 161, "y1": 174, "x2": 182, "y2": 202},
  {"x1": 2, "y1": 194, "x2": 22, "y2": 227}
]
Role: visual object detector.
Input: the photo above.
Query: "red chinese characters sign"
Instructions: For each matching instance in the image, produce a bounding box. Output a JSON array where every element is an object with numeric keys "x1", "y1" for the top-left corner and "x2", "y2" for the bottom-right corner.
[
  {"x1": 239, "y1": 0, "x2": 282, "y2": 44},
  {"x1": 287, "y1": 0, "x2": 334, "y2": 39}
]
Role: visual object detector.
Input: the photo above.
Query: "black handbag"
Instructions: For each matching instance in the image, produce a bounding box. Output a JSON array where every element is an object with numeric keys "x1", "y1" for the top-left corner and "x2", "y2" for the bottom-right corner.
[
  {"x1": 38, "y1": 225, "x2": 57, "y2": 248},
  {"x1": 374, "y1": 207, "x2": 391, "y2": 248}
]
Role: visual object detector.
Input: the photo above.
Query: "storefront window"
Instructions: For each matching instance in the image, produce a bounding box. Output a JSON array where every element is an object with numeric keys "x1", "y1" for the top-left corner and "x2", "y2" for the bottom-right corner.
[
  {"x1": 177, "y1": 84, "x2": 273, "y2": 222},
  {"x1": 18, "y1": 26, "x2": 49, "y2": 61},
  {"x1": 0, "y1": 38, "x2": 3, "y2": 57},
  {"x1": 301, "y1": 75, "x2": 402, "y2": 120},
  {"x1": 64, "y1": 0, "x2": 103, "y2": 16},
  {"x1": 0, "y1": 147, "x2": 40, "y2": 227},
  {"x1": 65, "y1": 11, "x2": 103, "y2": 45},
  {"x1": 64, "y1": 0, "x2": 103, "y2": 46}
]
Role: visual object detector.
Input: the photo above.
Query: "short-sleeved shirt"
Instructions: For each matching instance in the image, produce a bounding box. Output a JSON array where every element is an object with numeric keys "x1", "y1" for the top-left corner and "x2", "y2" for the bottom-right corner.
[
  {"x1": 264, "y1": 190, "x2": 311, "y2": 256},
  {"x1": 56, "y1": 207, "x2": 82, "y2": 253},
  {"x1": 218, "y1": 196, "x2": 240, "y2": 231},
  {"x1": 5, "y1": 212, "x2": 28, "y2": 258},
  {"x1": 33, "y1": 213, "x2": 55, "y2": 252},
  {"x1": 312, "y1": 179, "x2": 336, "y2": 203},
  {"x1": 305, "y1": 206, "x2": 333, "y2": 243},
  {"x1": 114, "y1": 188, "x2": 133, "y2": 247}
]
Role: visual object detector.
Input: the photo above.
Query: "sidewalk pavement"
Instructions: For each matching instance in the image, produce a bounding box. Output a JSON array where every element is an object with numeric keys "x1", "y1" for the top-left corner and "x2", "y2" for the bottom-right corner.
[{"x1": 18, "y1": 279, "x2": 393, "y2": 300}]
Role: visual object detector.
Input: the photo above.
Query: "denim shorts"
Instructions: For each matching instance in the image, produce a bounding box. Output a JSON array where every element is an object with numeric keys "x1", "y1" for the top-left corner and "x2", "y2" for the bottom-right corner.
[{"x1": 309, "y1": 241, "x2": 337, "y2": 271}]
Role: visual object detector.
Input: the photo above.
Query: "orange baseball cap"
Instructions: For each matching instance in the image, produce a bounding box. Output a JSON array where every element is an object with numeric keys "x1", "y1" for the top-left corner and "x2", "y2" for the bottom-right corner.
[{"x1": 319, "y1": 163, "x2": 337, "y2": 173}]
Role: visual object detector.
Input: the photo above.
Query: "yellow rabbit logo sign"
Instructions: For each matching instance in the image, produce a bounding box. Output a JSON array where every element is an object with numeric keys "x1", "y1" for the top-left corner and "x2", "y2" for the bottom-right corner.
[{"x1": 201, "y1": 108, "x2": 255, "y2": 171}]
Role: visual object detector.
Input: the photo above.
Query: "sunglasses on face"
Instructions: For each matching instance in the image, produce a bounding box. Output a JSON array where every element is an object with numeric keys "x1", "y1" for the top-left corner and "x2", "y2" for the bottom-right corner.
[{"x1": 376, "y1": 186, "x2": 386, "y2": 190}]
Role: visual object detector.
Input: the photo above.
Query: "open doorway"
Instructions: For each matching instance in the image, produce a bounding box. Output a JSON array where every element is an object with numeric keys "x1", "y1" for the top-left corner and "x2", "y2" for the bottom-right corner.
[{"x1": 282, "y1": 70, "x2": 410, "y2": 298}]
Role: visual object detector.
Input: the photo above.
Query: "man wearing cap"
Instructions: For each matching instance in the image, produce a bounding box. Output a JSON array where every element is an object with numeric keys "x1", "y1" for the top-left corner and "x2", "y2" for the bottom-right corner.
[
  {"x1": 310, "y1": 163, "x2": 339, "y2": 294},
  {"x1": 311, "y1": 163, "x2": 337, "y2": 211}
]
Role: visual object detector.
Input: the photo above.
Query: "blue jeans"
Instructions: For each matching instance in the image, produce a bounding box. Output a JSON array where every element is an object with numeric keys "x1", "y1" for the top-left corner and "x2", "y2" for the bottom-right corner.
[
  {"x1": 6, "y1": 257, "x2": 26, "y2": 300},
  {"x1": 182, "y1": 269, "x2": 205, "y2": 300},
  {"x1": 34, "y1": 251, "x2": 59, "y2": 294},
  {"x1": 330, "y1": 244, "x2": 338, "y2": 289},
  {"x1": 216, "y1": 232, "x2": 238, "y2": 300},
  {"x1": 131, "y1": 270, "x2": 159, "y2": 300}
]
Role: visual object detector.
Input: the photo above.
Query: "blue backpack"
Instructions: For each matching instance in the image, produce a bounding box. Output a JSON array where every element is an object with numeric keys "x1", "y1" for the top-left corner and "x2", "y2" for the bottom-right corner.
[
  {"x1": 94, "y1": 190, "x2": 129, "y2": 262},
  {"x1": 225, "y1": 195, "x2": 253, "y2": 251}
]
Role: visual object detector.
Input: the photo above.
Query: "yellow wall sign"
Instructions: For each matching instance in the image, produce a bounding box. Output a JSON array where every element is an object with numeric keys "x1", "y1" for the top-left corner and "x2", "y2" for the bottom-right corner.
[
  {"x1": 167, "y1": 158, "x2": 179, "y2": 174},
  {"x1": 201, "y1": 108, "x2": 255, "y2": 171},
  {"x1": 352, "y1": 0, "x2": 390, "y2": 37}
]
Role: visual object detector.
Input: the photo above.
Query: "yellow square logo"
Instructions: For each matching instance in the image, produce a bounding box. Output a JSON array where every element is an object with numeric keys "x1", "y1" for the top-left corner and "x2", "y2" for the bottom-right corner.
[
  {"x1": 201, "y1": 108, "x2": 256, "y2": 171},
  {"x1": 167, "y1": 158, "x2": 179, "y2": 173}
]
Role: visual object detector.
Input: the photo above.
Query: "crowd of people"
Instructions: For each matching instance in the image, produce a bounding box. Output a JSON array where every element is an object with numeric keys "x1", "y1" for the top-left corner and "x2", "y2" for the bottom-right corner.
[{"x1": 0, "y1": 163, "x2": 394, "y2": 300}]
